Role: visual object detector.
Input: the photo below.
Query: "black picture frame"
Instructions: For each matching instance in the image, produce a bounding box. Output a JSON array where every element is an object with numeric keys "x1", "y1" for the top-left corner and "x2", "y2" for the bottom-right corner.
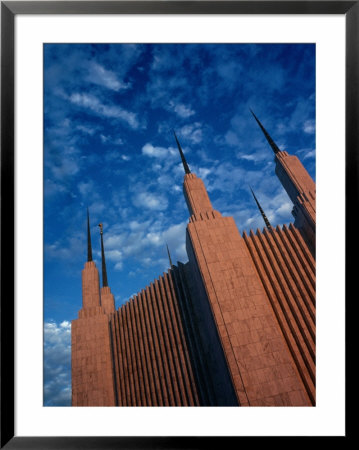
[{"x1": 1, "y1": 1, "x2": 354, "y2": 448}]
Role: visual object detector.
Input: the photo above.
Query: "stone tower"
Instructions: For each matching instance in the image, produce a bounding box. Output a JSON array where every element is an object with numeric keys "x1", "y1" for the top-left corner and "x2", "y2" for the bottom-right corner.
[
  {"x1": 71, "y1": 214, "x2": 116, "y2": 406},
  {"x1": 177, "y1": 135, "x2": 314, "y2": 406},
  {"x1": 71, "y1": 120, "x2": 316, "y2": 407},
  {"x1": 251, "y1": 111, "x2": 316, "y2": 256}
]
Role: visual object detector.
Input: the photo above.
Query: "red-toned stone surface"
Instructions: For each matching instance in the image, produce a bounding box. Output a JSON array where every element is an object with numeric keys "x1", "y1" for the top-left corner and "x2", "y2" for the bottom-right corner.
[
  {"x1": 72, "y1": 314, "x2": 116, "y2": 406},
  {"x1": 185, "y1": 173, "x2": 314, "y2": 406},
  {"x1": 184, "y1": 173, "x2": 214, "y2": 216},
  {"x1": 101, "y1": 286, "x2": 115, "y2": 315},
  {"x1": 275, "y1": 151, "x2": 316, "y2": 254},
  {"x1": 81, "y1": 261, "x2": 100, "y2": 310},
  {"x1": 72, "y1": 261, "x2": 116, "y2": 406},
  {"x1": 109, "y1": 273, "x2": 200, "y2": 406},
  {"x1": 243, "y1": 224, "x2": 316, "y2": 404},
  {"x1": 72, "y1": 157, "x2": 316, "y2": 407}
]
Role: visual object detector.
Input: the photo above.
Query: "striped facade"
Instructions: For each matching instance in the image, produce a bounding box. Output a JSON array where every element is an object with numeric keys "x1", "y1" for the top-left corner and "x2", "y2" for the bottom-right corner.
[
  {"x1": 72, "y1": 117, "x2": 316, "y2": 407},
  {"x1": 243, "y1": 224, "x2": 315, "y2": 405},
  {"x1": 108, "y1": 273, "x2": 200, "y2": 406}
]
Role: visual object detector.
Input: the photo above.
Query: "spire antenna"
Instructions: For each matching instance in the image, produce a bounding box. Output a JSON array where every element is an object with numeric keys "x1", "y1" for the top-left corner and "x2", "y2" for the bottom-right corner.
[
  {"x1": 166, "y1": 243, "x2": 173, "y2": 268},
  {"x1": 250, "y1": 109, "x2": 281, "y2": 155},
  {"x1": 249, "y1": 187, "x2": 272, "y2": 229},
  {"x1": 98, "y1": 223, "x2": 108, "y2": 287},
  {"x1": 87, "y1": 207, "x2": 93, "y2": 262},
  {"x1": 173, "y1": 130, "x2": 191, "y2": 174}
]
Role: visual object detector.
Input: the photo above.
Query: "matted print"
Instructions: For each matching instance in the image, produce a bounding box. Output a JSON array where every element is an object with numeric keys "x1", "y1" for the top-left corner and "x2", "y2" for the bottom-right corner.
[{"x1": 44, "y1": 43, "x2": 316, "y2": 407}]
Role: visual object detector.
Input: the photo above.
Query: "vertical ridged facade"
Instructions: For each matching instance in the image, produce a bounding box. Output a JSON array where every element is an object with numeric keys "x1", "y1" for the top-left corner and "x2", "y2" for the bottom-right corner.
[
  {"x1": 110, "y1": 272, "x2": 200, "y2": 406},
  {"x1": 72, "y1": 124, "x2": 316, "y2": 407},
  {"x1": 243, "y1": 224, "x2": 315, "y2": 404},
  {"x1": 183, "y1": 173, "x2": 313, "y2": 406}
]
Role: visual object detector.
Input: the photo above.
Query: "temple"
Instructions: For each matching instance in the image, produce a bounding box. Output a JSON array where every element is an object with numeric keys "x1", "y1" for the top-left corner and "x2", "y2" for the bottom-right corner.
[{"x1": 71, "y1": 113, "x2": 316, "y2": 406}]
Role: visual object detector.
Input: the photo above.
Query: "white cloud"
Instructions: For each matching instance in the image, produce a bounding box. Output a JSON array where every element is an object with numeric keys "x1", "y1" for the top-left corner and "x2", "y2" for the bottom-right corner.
[
  {"x1": 78, "y1": 180, "x2": 94, "y2": 197},
  {"x1": 303, "y1": 119, "x2": 315, "y2": 134},
  {"x1": 132, "y1": 191, "x2": 168, "y2": 211},
  {"x1": 168, "y1": 101, "x2": 195, "y2": 118},
  {"x1": 100, "y1": 135, "x2": 124, "y2": 147},
  {"x1": 175, "y1": 242, "x2": 188, "y2": 262},
  {"x1": 105, "y1": 249, "x2": 123, "y2": 262},
  {"x1": 44, "y1": 320, "x2": 71, "y2": 406},
  {"x1": 238, "y1": 154, "x2": 256, "y2": 161},
  {"x1": 225, "y1": 130, "x2": 241, "y2": 147},
  {"x1": 76, "y1": 124, "x2": 97, "y2": 135},
  {"x1": 69, "y1": 93, "x2": 139, "y2": 129},
  {"x1": 114, "y1": 137, "x2": 124, "y2": 146},
  {"x1": 88, "y1": 201, "x2": 106, "y2": 215},
  {"x1": 163, "y1": 222, "x2": 187, "y2": 243},
  {"x1": 198, "y1": 167, "x2": 211, "y2": 182},
  {"x1": 303, "y1": 149, "x2": 316, "y2": 159},
  {"x1": 102, "y1": 219, "x2": 188, "y2": 271},
  {"x1": 146, "y1": 231, "x2": 162, "y2": 246},
  {"x1": 44, "y1": 179, "x2": 67, "y2": 197},
  {"x1": 179, "y1": 122, "x2": 203, "y2": 144},
  {"x1": 100, "y1": 134, "x2": 110, "y2": 143},
  {"x1": 129, "y1": 220, "x2": 150, "y2": 231},
  {"x1": 142, "y1": 143, "x2": 176, "y2": 159},
  {"x1": 105, "y1": 234, "x2": 125, "y2": 248},
  {"x1": 45, "y1": 236, "x2": 83, "y2": 262},
  {"x1": 245, "y1": 217, "x2": 255, "y2": 227},
  {"x1": 275, "y1": 201, "x2": 292, "y2": 216},
  {"x1": 51, "y1": 157, "x2": 80, "y2": 180},
  {"x1": 114, "y1": 261, "x2": 123, "y2": 271},
  {"x1": 208, "y1": 162, "x2": 253, "y2": 193},
  {"x1": 237, "y1": 150, "x2": 269, "y2": 163},
  {"x1": 142, "y1": 257, "x2": 153, "y2": 267},
  {"x1": 87, "y1": 62, "x2": 131, "y2": 91}
]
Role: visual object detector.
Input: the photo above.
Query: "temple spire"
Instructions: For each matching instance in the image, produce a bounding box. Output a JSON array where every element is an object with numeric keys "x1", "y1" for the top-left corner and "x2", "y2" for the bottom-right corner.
[
  {"x1": 173, "y1": 130, "x2": 191, "y2": 174},
  {"x1": 250, "y1": 109, "x2": 281, "y2": 154},
  {"x1": 250, "y1": 187, "x2": 272, "y2": 229},
  {"x1": 98, "y1": 223, "x2": 108, "y2": 287},
  {"x1": 87, "y1": 207, "x2": 93, "y2": 262},
  {"x1": 166, "y1": 243, "x2": 173, "y2": 267}
]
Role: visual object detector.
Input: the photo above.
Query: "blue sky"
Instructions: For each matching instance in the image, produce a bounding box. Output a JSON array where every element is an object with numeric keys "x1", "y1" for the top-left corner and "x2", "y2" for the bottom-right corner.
[{"x1": 43, "y1": 43, "x2": 315, "y2": 406}]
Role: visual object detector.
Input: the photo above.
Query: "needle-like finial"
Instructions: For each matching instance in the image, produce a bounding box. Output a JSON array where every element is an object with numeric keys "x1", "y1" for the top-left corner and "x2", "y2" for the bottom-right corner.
[
  {"x1": 98, "y1": 223, "x2": 108, "y2": 287},
  {"x1": 173, "y1": 130, "x2": 191, "y2": 174},
  {"x1": 250, "y1": 109, "x2": 281, "y2": 154},
  {"x1": 87, "y1": 207, "x2": 93, "y2": 262},
  {"x1": 250, "y1": 187, "x2": 272, "y2": 229},
  {"x1": 166, "y1": 243, "x2": 173, "y2": 267}
]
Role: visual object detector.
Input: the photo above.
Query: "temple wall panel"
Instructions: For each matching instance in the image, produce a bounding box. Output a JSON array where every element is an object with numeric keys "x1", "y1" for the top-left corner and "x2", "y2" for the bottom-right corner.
[
  {"x1": 71, "y1": 314, "x2": 116, "y2": 406},
  {"x1": 185, "y1": 212, "x2": 312, "y2": 406},
  {"x1": 243, "y1": 224, "x2": 316, "y2": 404},
  {"x1": 110, "y1": 273, "x2": 200, "y2": 406}
]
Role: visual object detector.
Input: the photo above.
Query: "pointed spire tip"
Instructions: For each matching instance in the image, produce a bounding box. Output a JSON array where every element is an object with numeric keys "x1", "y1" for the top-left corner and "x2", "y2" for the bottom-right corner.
[
  {"x1": 249, "y1": 186, "x2": 272, "y2": 230},
  {"x1": 166, "y1": 243, "x2": 173, "y2": 268},
  {"x1": 173, "y1": 130, "x2": 191, "y2": 175},
  {"x1": 87, "y1": 208, "x2": 93, "y2": 262},
  {"x1": 250, "y1": 110, "x2": 281, "y2": 155},
  {"x1": 99, "y1": 222, "x2": 108, "y2": 287}
]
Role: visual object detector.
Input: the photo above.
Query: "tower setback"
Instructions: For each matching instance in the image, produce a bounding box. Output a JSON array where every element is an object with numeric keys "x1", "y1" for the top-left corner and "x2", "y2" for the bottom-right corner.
[
  {"x1": 71, "y1": 124, "x2": 316, "y2": 407},
  {"x1": 251, "y1": 111, "x2": 316, "y2": 256}
]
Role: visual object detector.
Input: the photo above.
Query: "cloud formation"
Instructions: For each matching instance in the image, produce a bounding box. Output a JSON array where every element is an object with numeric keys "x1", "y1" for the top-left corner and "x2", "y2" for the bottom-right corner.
[
  {"x1": 69, "y1": 93, "x2": 140, "y2": 129},
  {"x1": 87, "y1": 62, "x2": 131, "y2": 91},
  {"x1": 44, "y1": 320, "x2": 72, "y2": 406},
  {"x1": 44, "y1": 44, "x2": 316, "y2": 405}
]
